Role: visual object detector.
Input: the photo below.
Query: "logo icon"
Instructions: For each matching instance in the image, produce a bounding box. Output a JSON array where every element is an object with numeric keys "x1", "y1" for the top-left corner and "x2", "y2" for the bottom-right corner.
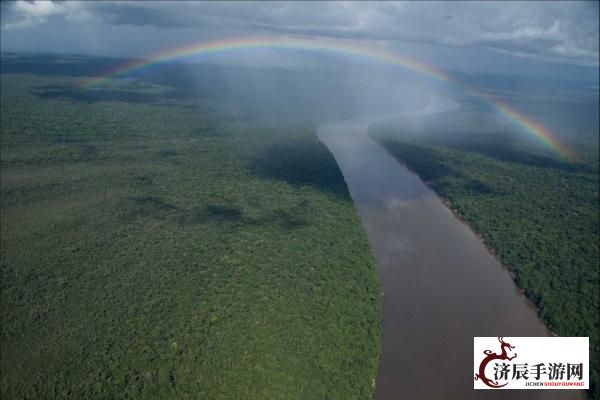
[
  {"x1": 474, "y1": 337, "x2": 517, "y2": 388},
  {"x1": 473, "y1": 336, "x2": 588, "y2": 390}
]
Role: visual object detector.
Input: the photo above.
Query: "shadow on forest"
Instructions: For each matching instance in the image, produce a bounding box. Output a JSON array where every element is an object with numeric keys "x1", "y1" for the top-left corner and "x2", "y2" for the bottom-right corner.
[
  {"x1": 202, "y1": 205, "x2": 244, "y2": 223},
  {"x1": 34, "y1": 86, "x2": 193, "y2": 104},
  {"x1": 125, "y1": 194, "x2": 310, "y2": 230},
  {"x1": 2, "y1": 54, "x2": 197, "y2": 94},
  {"x1": 2, "y1": 54, "x2": 202, "y2": 103},
  {"x1": 377, "y1": 110, "x2": 589, "y2": 173},
  {"x1": 1, "y1": 55, "x2": 120, "y2": 77},
  {"x1": 269, "y1": 200, "x2": 311, "y2": 229},
  {"x1": 376, "y1": 140, "x2": 500, "y2": 197},
  {"x1": 377, "y1": 140, "x2": 452, "y2": 183},
  {"x1": 187, "y1": 203, "x2": 310, "y2": 229},
  {"x1": 446, "y1": 141, "x2": 590, "y2": 173},
  {"x1": 250, "y1": 138, "x2": 350, "y2": 199},
  {"x1": 2, "y1": 53, "x2": 361, "y2": 118}
]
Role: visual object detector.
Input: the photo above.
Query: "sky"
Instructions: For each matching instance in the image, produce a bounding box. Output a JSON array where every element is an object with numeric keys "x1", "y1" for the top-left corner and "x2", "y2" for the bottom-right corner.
[{"x1": 1, "y1": 1, "x2": 599, "y2": 79}]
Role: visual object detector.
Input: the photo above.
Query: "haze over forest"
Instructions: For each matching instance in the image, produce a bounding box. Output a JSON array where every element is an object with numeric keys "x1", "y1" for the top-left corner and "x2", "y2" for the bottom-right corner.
[{"x1": 1, "y1": 1, "x2": 598, "y2": 400}]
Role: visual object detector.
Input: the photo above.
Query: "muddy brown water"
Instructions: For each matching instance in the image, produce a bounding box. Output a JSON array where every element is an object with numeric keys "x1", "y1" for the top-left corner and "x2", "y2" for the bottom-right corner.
[{"x1": 317, "y1": 96, "x2": 585, "y2": 400}]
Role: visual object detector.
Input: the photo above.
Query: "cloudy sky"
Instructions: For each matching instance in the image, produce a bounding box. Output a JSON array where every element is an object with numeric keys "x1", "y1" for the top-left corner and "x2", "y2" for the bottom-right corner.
[{"x1": 1, "y1": 1, "x2": 598, "y2": 76}]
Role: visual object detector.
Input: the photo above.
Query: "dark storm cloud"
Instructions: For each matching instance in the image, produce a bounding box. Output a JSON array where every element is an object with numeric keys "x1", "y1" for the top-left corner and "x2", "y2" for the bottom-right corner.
[
  {"x1": 1, "y1": 1, "x2": 598, "y2": 66},
  {"x1": 90, "y1": 3, "x2": 181, "y2": 28}
]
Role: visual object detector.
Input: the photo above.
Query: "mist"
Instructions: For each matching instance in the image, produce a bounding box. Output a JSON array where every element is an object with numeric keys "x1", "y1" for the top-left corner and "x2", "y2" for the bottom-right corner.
[{"x1": 2, "y1": 1, "x2": 598, "y2": 135}]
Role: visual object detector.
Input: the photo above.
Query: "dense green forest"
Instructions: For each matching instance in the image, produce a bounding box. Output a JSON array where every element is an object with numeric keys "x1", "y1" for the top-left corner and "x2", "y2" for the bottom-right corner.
[
  {"x1": 371, "y1": 103, "x2": 599, "y2": 399},
  {"x1": 0, "y1": 60, "x2": 381, "y2": 398},
  {"x1": 1, "y1": 52, "x2": 597, "y2": 399}
]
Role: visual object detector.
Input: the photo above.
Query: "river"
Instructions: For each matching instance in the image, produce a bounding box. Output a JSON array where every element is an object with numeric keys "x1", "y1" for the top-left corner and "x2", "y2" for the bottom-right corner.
[{"x1": 317, "y1": 96, "x2": 584, "y2": 399}]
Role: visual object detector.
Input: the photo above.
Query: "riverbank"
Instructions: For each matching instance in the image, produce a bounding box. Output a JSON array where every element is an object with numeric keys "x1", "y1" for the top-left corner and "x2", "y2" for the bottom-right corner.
[
  {"x1": 370, "y1": 105, "x2": 597, "y2": 399},
  {"x1": 317, "y1": 96, "x2": 581, "y2": 399},
  {"x1": 394, "y1": 159, "x2": 557, "y2": 336}
]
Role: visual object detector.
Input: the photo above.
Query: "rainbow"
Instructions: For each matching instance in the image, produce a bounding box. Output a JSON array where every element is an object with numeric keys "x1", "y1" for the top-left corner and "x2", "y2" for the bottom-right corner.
[
  {"x1": 81, "y1": 36, "x2": 577, "y2": 161},
  {"x1": 492, "y1": 100, "x2": 577, "y2": 161}
]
